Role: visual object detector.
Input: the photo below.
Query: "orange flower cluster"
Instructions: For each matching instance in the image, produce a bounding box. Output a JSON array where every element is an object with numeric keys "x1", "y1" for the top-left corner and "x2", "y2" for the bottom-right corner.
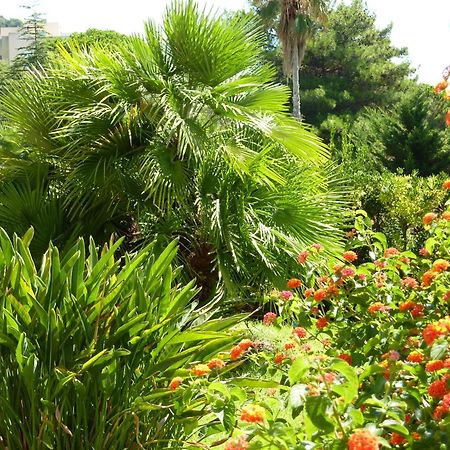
[
  {"x1": 434, "y1": 79, "x2": 449, "y2": 93},
  {"x1": 425, "y1": 360, "x2": 444, "y2": 372},
  {"x1": 422, "y1": 270, "x2": 436, "y2": 287},
  {"x1": 263, "y1": 312, "x2": 277, "y2": 325},
  {"x1": 230, "y1": 339, "x2": 255, "y2": 360},
  {"x1": 343, "y1": 250, "x2": 358, "y2": 262},
  {"x1": 292, "y1": 327, "x2": 307, "y2": 338},
  {"x1": 284, "y1": 341, "x2": 296, "y2": 350},
  {"x1": 191, "y1": 364, "x2": 211, "y2": 376},
  {"x1": 433, "y1": 393, "x2": 450, "y2": 421},
  {"x1": 240, "y1": 404, "x2": 265, "y2": 423},
  {"x1": 207, "y1": 358, "x2": 226, "y2": 370},
  {"x1": 432, "y1": 259, "x2": 450, "y2": 273},
  {"x1": 428, "y1": 376, "x2": 450, "y2": 399},
  {"x1": 304, "y1": 288, "x2": 314, "y2": 298},
  {"x1": 423, "y1": 212, "x2": 437, "y2": 225},
  {"x1": 314, "y1": 288, "x2": 327, "y2": 303},
  {"x1": 347, "y1": 428, "x2": 380, "y2": 450},
  {"x1": 316, "y1": 317, "x2": 329, "y2": 329},
  {"x1": 169, "y1": 376, "x2": 183, "y2": 391},
  {"x1": 400, "y1": 277, "x2": 418, "y2": 289},
  {"x1": 338, "y1": 353, "x2": 353, "y2": 365},
  {"x1": 423, "y1": 317, "x2": 450, "y2": 345},
  {"x1": 442, "y1": 179, "x2": 450, "y2": 189},
  {"x1": 390, "y1": 432, "x2": 406, "y2": 446},
  {"x1": 398, "y1": 300, "x2": 423, "y2": 318},
  {"x1": 287, "y1": 278, "x2": 302, "y2": 289},
  {"x1": 274, "y1": 352, "x2": 287, "y2": 364},
  {"x1": 224, "y1": 435, "x2": 249, "y2": 450},
  {"x1": 407, "y1": 350, "x2": 424, "y2": 363},
  {"x1": 384, "y1": 247, "x2": 400, "y2": 258},
  {"x1": 368, "y1": 302, "x2": 390, "y2": 314}
]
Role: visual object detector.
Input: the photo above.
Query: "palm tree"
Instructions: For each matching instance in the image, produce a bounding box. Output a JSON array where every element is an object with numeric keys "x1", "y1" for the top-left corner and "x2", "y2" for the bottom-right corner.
[
  {"x1": 254, "y1": 0, "x2": 328, "y2": 119},
  {"x1": 0, "y1": 0, "x2": 345, "y2": 298}
]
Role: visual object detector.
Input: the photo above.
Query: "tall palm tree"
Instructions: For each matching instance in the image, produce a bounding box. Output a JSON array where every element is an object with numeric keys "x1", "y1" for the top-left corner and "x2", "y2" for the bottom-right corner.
[
  {"x1": 254, "y1": 0, "x2": 328, "y2": 119},
  {"x1": 0, "y1": 0, "x2": 345, "y2": 298}
]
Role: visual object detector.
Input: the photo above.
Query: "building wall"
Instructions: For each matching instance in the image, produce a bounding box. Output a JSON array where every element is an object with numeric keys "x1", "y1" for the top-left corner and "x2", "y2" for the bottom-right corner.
[{"x1": 0, "y1": 23, "x2": 60, "y2": 62}]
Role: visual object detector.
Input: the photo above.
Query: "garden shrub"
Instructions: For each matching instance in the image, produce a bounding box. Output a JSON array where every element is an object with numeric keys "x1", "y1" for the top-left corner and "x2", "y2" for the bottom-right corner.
[
  {"x1": 179, "y1": 182, "x2": 450, "y2": 449},
  {"x1": 0, "y1": 229, "x2": 244, "y2": 449}
]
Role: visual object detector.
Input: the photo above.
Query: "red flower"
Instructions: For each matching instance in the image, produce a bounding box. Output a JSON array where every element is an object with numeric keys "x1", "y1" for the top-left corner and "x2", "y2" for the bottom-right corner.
[
  {"x1": 400, "y1": 277, "x2": 418, "y2": 289},
  {"x1": 191, "y1": 364, "x2": 211, "y2": 376},
  {"x1": 432, "y1": 259, "x2": 450, "y2": 273},
  {"x1": 274, "y1": 352, "x2": 287, "y2": 364},
  {"x1": 224, "y1": 435, "x2": 249, "y2": 450},
  {"x1": 423, "y1": 317, "x2": 450, "y2": 345},
  {"x1": 423, "y1": 212, "x2": 437, "y2": 225},
  {"x1": 287, "y1": 278, "x2": 302, "y2": 289},
  {"x1": 304, "y1": 288, "x2": 314, "y2": 298},
  {"x1": 284, "y1": 341, "x2": 296, "y2": 350},
  {"x1": 368, "y1": 302, "x2": 390, "y2": 314},
  {"x1": 384, "y1": 247, "x2": 400, "y2": 257},
  {"x1": 407, "y1": 351, "x2": 424, "y2": 363},
  {"x1": 347, "y1": 428, "x2": 380, "y2": 450},
  {"x1": 263, "y1": 312, "x2": 277, "y2": 326},
  {"x1": 238, "y1": 339, "x2": 255, "y2": 351},
  {"x1": 343, "y1": 250, "x2": 358, "y2": 262},
  {"x1": 169, "y1": 376, "x2": 183, "y2": 391},
  {"x1": 314, "y1": 288, "x2": 327, "y2": 303},
  {"x1": 297, "y1": 251, "x2": 310, "y2": 264},
  {"x1": 230, "y1": 346, "x2": 244, "y2": 360},
  {"x1": 390, "y1": 432, "x2": 406, "y2": 446},
  {"x1": 207, "y1": 358, "x2": 226, "y2": 370},
  {"x1": 240, "y1": 404, "x2": 265, "y2": 423},
  {"x1": 428, "y1": 379, "x2": 449, "y2": 399},
  {"x1": 338, "y1": 353, "x2": 353, "y2": 365},
  {"x1": 426, "y1": 360, "x2": 445, "y2": 372},
  {"x1": 292, "y1": 327, "x2": 307, "y2": 338},
  {"x1": 316, "y1": 317, "x2": 329, "y2": 329}
]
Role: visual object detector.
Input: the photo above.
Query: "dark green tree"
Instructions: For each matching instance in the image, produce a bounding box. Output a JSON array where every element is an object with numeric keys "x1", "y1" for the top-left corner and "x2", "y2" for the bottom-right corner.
[
  {"x1": 350, "y1": 84, "x2": 450, "y2": 176},
  {"x1": 9, "y1": 7, "x2": 48, "y2": 75},
  {"x1": 0, "y1": 16, "x2": 23, "y2": 27},
  {"x1": 251, "y1": 0, "x2": 414, "y2": 132}
]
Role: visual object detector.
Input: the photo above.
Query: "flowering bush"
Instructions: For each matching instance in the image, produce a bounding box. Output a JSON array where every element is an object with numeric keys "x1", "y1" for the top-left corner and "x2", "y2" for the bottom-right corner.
[{"x1": 177, "y1": 183, "x2": 450, "y2": 449}]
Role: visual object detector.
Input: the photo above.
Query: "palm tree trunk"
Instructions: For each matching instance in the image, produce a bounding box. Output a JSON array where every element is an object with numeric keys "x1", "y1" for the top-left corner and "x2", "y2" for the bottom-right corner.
[{"x1": 292, "y1": 42, "x2": 302, "y2": 120}]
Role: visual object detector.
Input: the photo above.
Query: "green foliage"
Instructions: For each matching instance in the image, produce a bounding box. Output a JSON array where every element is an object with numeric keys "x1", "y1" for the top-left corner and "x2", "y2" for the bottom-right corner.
[
  {"x1": 0, "y1": 0, "x2": 347, "y2": 297},
  {"x1": 300, "y1": 0, "x2": 413, "y2": 131},
  {"x1": 47, "y1": 28, "x2": 126, "y2": 54},
  {"x1": 332, "y1": 130, "x2": 448, "y2": 250},
  {"x1": 0, "y1": 228, "x2": 242, "y2": 449},
  {"x1": 350, "y1": 84, "x2": 450, "y2": 176},
  {"x1": 210, "y1": 205, "x2": 450, "y2": 449},
  {"x1": 0, "y1": 16, "x2": 23, "y2": 27},
  {"x1": 9, "y1": 9, "x2": 49, "y2": 75}
]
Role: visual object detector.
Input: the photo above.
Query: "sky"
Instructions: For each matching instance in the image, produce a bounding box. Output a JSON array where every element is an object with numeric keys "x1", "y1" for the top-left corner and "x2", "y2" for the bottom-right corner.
[{"x1": 1, "y1": 0, "x2": 449, "y2": 85}]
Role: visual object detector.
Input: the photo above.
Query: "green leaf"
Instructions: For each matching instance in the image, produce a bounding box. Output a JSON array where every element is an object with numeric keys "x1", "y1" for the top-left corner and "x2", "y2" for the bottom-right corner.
[
  {"x1": 380, "y1": 419, "x2": 409, "y2": 436},
  {"x1": 232, "y1": 378, "x2": 279, "y2": 389},
  {"x1": 430, "y1": 340, "x2": 448, "y2": 360},
  {"x1": 330, "y1": 359, "x2": 359, "y2": 403},
  {"x1": 305, "y1": 396, "x2": 335, "y2": 434},
  {"x1": 288, "y1": 357, "x2": 310, "y2": 385}
]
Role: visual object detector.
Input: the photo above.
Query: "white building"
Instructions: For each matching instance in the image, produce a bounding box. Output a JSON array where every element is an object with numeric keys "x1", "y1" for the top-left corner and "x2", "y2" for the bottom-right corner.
[{"x1": 0, "y1": 22, "x2": 60, "y2": 62}]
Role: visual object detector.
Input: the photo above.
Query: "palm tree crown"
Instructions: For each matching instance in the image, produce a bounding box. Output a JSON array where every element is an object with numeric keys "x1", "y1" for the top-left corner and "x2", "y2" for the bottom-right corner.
[{"x1": 0, "y1": 0, "x2": 345, "y2": 298}]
